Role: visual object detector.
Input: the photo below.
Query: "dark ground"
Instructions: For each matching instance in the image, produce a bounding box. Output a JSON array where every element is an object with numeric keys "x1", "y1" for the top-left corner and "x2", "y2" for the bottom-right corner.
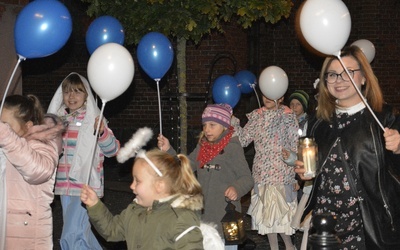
[{"x1": 51, "y1": 164, "x2": 304, "y2": 250}]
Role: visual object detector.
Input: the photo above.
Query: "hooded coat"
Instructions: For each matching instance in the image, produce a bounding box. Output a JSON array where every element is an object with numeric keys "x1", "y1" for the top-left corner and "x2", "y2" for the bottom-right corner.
[
  {"x1": 47, "y1": 72, "x2": 120, "y2": 197},
  {"x1": 0, "y1": 121, "x2": 62, "y2": 250},
  {"x1": 87, "y1": 194, "x2": 204, "y2": 249}
]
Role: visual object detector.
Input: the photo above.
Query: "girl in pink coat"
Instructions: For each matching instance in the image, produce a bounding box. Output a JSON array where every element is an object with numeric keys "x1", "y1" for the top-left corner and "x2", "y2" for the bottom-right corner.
[{"x1": 0, "y1": 94, "x2": 64, "y2": 249}]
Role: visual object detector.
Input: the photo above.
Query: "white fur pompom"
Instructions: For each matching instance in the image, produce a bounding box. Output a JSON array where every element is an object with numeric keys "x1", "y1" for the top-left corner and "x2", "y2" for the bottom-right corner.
[
  {"x1": 116, "y1": 127, "x2": 153, "y2": 163},
  {"x1": 200, "y1": 223, "x2": 224, "y2": 250}
]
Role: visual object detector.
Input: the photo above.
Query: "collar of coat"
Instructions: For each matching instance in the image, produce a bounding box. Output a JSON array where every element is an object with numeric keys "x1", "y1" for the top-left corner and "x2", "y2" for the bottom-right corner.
[{"x1": 133, "y1": 193, "x2": 203, "y2": 212}]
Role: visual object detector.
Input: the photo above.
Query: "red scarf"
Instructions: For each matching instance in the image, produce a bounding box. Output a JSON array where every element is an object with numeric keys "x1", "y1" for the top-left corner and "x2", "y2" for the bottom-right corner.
[{"x1": 197, "y1": 126, "x2": 234, "y2": 168}]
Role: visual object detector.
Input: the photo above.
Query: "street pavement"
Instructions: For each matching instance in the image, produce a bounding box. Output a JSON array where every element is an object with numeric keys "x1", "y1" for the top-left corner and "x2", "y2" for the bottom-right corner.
[{"x1": 52, "y1": 164, "x2": 303, "y2": 250}]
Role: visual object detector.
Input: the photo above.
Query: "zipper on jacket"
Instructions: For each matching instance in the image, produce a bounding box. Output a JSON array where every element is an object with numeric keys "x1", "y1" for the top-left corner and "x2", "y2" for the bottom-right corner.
[
  {"x1": 370, "y1": 125, "x2": 395, "y2": 231},
  {"x1": 303, "y1": 137, "x2": 338, "y2": 213}
]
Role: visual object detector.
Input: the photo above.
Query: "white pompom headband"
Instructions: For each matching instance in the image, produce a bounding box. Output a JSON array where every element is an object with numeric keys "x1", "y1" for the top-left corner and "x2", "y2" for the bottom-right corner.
[{"x1": 117, "y1": 127, "x2": 163, "y2": 177}]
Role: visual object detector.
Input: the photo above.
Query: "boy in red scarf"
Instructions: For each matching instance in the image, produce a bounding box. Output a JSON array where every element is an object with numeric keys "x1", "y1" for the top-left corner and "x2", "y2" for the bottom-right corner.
[{"x1": 158, "y1": 104, "x2": 253, "y2": 249}]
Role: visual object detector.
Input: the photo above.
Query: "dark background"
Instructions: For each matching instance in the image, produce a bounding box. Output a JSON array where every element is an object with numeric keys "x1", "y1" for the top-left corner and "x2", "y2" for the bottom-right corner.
[{"x1": 6, "y1": 0, "x2": 397, "y2": 153}]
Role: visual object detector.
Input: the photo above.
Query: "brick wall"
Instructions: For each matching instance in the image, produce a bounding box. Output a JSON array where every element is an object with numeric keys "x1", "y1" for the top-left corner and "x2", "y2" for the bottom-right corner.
[
  {"x1": 259, "y1": 0, "x2": 400, "y2": 111},
  {"x1": 19, "y1": 0, "x2": 400, "y2": 150}
]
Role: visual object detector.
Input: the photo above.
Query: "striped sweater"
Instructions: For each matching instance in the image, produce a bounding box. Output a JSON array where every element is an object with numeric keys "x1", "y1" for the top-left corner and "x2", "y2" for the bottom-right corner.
[{"x1": 55, "y1": 107, "x2": 119, "y2": 197}]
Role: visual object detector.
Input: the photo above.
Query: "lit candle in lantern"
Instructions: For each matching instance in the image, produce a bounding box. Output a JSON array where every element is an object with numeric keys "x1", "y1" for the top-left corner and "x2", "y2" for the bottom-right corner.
[
  {"x1": 303, "y1": 146, "x2": 316, "y2": 177},
  {"x1": 298, "y1": 137, "x2": 317, "y2": 178}
]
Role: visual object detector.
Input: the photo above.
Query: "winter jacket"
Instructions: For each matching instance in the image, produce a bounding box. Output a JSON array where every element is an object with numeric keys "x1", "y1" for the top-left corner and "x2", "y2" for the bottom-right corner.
[
  {"x1": 0, "y1": 122, "x2": 61, "y2": 250},
  {"x1": 47, "y1": 73, "x2": 120, "y2": 197},
  {"x1": 304, "y1": 105, "x2": 400, "y2": 249},
  {"x1": 87, "y1": 194, "x2": 204, "y2": 250},
  {"x1": 169, "y1": 130, "x2": 253, "y2": 236}
]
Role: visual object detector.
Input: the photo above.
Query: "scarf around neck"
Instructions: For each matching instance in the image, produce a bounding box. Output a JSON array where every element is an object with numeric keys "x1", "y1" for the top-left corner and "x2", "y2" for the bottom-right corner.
[{"x1": 197, "y1": 126, "x2": 234, "y2": 168}]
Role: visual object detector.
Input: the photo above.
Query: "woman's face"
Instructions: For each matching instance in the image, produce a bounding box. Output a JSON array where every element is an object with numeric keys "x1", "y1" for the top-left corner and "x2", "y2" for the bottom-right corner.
[{"x1": 325, "y1": 56, "x2": 364, "y2": 108}]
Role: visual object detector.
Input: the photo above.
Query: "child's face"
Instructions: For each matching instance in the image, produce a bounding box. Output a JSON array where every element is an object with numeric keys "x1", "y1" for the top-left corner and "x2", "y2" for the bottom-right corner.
[
  {"x1": 290, "y1": 99, "x2": 304, "y2": 117},
  {"x1": 262, "y1": 96, "x2": 283, "y2": 110},
  {"x1": 202, "y1": 121, "x2": 225, "y2": 142},
  {"x1": 130, "y1": 159, "x2": 159, "y2": 207},
  {"x1": 62, "y1": 87, "x2": 87, "y2": 113},
  {"x1": 1, "y1": 108, "x2": 29, "y2": 136}
]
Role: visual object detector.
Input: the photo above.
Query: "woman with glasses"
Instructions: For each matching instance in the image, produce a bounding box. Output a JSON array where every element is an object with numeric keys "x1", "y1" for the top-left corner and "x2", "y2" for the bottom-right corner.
[{"x1": 295, "y1": 45, "x2": 400, "y2": 249}]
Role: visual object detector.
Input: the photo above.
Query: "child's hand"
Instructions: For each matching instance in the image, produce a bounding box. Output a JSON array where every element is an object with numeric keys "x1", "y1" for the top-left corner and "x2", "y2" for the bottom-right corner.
[
  {"x1": 282, "y1": 148, "x2": 290, "y2": 160},
  {"x1": 294, "y1": 182, "x2": 300, "y2": 191},
  {"x1": 94, "y1": 116, "x2": 105, "y2": 135},
  {"x1": 225, "y1": 186, "x2": 238, "y2": 201},
  {"x1": 80, "y1": 184, "x2": 99, "y2": 207},
  {"x1": 294, "y1": 160, "x2": 313, "y2": 180},
  {"x1": 157, "y1": 134, "x2": 171, "y2": 151},
  {"x1": 230, "y1": 116, "x2": 240, "y2": 127}
]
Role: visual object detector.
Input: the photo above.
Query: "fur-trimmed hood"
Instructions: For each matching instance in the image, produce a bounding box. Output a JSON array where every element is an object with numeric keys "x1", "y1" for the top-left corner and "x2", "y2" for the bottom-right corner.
[
  {"x1": 134, "y1": 193, "x2": 204, "y2": 212},
  {"x1": 170, "y1": 194, "x2": 203, "y2": 211}
]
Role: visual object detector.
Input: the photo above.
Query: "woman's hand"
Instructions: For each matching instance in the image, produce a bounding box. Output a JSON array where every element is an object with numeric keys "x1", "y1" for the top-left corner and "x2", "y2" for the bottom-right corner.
[
  {"x1": 384, "y1": 127, "x2": 400, "y2": 154},
  {"x1": 80, "y1": 184, "x2": 99, "y2": 208},
  {"x1": 157, "y1": 134, "x2": 171, "y2": 151},
  {"x1": 294, "y1": 160, "x2": 314, "y2": 180}
]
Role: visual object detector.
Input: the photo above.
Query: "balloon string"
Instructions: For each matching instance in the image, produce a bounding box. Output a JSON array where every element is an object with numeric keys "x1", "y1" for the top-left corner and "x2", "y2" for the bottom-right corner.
[
  {"x1": 0, "y1": 55, "x2": 25, "y2": 117},
  {"x1": 156, "y1": 79, "x2": 163, "y2": 135},
  {"x1": 337, "y1": 56, "x2": 385, "y2": 131},
  {"x1": 252, "y1": 84, "x2": 261, "y2": 108},
  {"x1": 86, "y1": 101, "x2": 106, "y2": 185}
]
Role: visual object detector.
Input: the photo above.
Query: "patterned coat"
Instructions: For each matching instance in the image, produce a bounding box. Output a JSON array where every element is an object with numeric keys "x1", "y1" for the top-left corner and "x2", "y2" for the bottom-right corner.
[{"x1": 232, "y1": 105, "x2": 299, "y2": 185}]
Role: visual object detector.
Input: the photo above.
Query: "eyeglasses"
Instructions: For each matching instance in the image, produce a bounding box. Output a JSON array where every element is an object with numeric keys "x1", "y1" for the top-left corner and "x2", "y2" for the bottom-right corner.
[{"x1": 325, "y1": 69, "x2": 361, "y2": 84}]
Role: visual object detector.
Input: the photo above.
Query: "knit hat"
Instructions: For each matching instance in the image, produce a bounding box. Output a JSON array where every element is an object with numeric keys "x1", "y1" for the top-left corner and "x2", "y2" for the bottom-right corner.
[
  {"x1": 202, "y1": 103, "x2": 233, "y2": 128},
  {"x1": 289, "y1": 90, "x2": 309, "y2": 111}
]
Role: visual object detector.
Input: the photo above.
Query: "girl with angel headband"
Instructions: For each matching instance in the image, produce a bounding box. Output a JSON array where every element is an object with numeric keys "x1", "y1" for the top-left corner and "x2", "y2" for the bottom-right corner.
[{"x1": 81, "y1": 128, "x2": 212, "y2": 249}]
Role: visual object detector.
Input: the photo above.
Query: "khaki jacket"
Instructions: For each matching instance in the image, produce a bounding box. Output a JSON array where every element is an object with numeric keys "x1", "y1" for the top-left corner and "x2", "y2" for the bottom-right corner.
[{"x1": 87, "y1": 194, "x2": 204, "y2": 249}]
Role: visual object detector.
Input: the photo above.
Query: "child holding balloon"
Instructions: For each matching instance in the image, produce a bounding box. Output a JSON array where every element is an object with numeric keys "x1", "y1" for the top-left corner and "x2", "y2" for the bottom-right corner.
[
  {"x1": 231, "y1": 94, "x2": 299, "y2": 250},
  {"x1": 157, "y1": 103, "x2": 253, "y2": 249},
  {"x1": 47, "y1": 72, "x2": 120, "y2": 250},
  {"x1": 80, "y1": 148, "x2": 205, "y2": 249},
  {"x1": 0, "y1": 94, "x2": 64, "y2": 250}
]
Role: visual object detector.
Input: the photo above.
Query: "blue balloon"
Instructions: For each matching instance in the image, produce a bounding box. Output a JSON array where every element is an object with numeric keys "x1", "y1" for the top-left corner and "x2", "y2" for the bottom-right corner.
[
  {"x1": 137, "y1": 32, "x2": 174, "y2": 80},
  {"x1": 234, "y1": 70, "x2": 257, "y2": 94},
  {"x1": 86, "y1": 16, "x2": 125, "y2": 55},
  {"x1": 14, "y1": 0, "x2": 72, "y2": 59},
  {"x1": 212, "y1": 75, "x2": 241, "y2": 108}
]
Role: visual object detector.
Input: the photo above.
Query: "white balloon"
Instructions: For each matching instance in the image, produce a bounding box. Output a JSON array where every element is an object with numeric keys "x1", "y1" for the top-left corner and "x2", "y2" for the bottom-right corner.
[
  {"x1": 351, "y1": 39, "x2": 376, "y2": 63},
  {"x1": 259, "y1": 66, "x2": 288, "y2": 100},
  {"x1": 87, "y1": 43, "x2": 134, "y2": 102},
  {"x1": 300, "y1": 0, "x2": 351, "y2": 56}
]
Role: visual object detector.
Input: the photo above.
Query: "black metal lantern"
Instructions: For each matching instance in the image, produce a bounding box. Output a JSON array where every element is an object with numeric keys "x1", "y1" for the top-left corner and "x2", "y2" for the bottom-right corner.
[
  {"x1": 309, "y1": 213, "x2": 341, "y2": 249},
  {"x1": 220, "y1": 199, "x2": 246, "y2": 245}
]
